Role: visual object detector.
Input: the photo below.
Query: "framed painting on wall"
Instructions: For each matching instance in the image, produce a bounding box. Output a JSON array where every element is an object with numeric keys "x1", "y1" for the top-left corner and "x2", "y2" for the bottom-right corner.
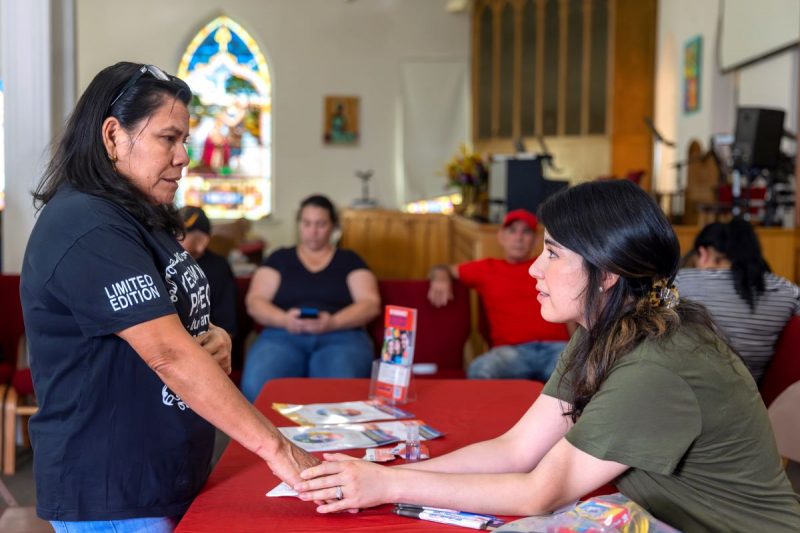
[
  {"x1": 683, "y1": 36, "x2": 702, "y2": 114},
  {"x1": 323, "y1": 95, "x2": 360, "y2": 145}
]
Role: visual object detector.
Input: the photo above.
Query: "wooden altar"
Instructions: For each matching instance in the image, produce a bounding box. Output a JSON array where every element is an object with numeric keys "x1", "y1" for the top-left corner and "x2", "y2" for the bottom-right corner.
[{"x1": 342, "y1": 209, "x2": 800, "y2": 284}]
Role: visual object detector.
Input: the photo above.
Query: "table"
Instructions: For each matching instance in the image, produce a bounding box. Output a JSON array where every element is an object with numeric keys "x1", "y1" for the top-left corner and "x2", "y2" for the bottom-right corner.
[{"x1": 176, "y1": 378, "x2": 543, "y2": 532}]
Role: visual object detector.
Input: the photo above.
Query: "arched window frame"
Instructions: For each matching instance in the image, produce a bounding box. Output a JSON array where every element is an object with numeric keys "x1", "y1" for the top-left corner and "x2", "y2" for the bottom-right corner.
[{"x1": 176, "y1": 16, "x2": 273, "y2": 220}]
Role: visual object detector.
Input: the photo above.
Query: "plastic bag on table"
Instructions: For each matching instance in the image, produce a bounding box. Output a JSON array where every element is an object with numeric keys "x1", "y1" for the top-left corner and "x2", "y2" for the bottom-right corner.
[{"x1": 495, "y1": 493, "x2": 681, "y2": 533}]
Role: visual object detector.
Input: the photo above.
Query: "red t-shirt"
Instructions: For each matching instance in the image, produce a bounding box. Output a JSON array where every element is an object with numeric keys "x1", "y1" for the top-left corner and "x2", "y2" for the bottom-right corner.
[{"x1": 458, "y1": 258, "x2": 570, "y2": 346}]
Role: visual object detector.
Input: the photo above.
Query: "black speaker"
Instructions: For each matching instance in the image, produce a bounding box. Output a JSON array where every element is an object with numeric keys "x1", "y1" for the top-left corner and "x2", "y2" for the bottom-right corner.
[
  {"x1": 488, "y1": 157, "x2": 568, "y2": 221},
  {"x1": 733, "y1": 107, "x2": 785, "y2": 169}
]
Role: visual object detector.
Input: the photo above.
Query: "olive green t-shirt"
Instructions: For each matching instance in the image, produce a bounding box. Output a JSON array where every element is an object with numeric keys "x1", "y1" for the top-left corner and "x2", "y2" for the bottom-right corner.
[{"x1": 542, "y1": 327, "x2": 800, "y2": 533}]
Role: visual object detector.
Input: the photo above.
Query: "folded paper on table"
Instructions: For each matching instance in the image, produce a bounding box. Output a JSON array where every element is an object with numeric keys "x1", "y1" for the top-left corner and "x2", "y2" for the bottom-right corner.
[
  {"x1": 273, "y1": 400, "x2": 414, "y2": 426},
  {"x1": 266, "y1": 482, "x2": 298, "y2": 498}
]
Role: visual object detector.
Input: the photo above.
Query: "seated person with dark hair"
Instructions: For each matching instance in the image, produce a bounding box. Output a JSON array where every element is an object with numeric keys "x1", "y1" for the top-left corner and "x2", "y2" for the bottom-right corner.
[
  {"x1": 676, "y1": 218, "x2": 800, "y2": 383},
  {"x1": 429, "y1": 209, "x2": 572, "y2": 381},
  {"x1": 179, "y1": 206, "x2": 238, "y2": 339},
  {"x1": 240, "y1": 195, "x2": 381, "y2": 402}
]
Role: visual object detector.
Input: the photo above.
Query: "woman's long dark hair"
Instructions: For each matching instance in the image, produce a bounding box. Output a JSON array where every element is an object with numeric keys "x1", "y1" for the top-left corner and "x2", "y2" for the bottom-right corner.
[
  {"x1": 34, "y1": 62, "x2": 192, "y2": 236},
  {"x1": 539, "y1": 180, "x2": 719, "y2": 420},
  {"x1": 297, "y1": 194, "x2": 339, "y2": 227},
  {"x1": 692, "y1": 218, "x2": 770, "y2": 311}
]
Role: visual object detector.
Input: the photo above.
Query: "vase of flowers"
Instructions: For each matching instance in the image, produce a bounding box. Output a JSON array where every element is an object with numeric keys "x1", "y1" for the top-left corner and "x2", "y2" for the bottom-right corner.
[{"x1": 444, "y1": 144, "x2": 489, "y2": 219}]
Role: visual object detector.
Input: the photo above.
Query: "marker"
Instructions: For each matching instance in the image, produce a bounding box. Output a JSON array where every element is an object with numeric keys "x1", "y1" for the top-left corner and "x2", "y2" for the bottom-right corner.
[
  {"x1": 393, "y1": 506, "x2": 504, "y2": 530},
  {"x1": 395, "y1": 503, "x2": 501, "y2": 523}
]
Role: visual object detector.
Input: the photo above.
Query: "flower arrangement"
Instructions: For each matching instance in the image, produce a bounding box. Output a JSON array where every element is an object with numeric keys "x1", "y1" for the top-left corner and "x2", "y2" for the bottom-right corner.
[
  {"x1": 443, "y1": 144, "x2": 490, "y2": 218},
  {"x1": 444, "y1": 144, "x2": 489, "y2": 189}
]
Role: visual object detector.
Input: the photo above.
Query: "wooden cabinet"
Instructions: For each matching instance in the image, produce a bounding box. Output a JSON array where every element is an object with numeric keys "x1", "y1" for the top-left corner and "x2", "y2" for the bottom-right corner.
[
  {"x1": 339, "y1": 209, "x2": 451, "y2": 279},
  {"x1": 341, "y1": 211, "x2": 800, "y2": 284},
  {"x1": 342, "y1": 211, "x2": 508, "y2": 278}
]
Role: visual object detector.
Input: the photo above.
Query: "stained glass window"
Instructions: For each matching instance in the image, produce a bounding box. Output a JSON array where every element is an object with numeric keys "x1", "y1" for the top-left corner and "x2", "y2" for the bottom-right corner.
[{"x1": 176, "y1": 16, "x2": 272, "y2": 219}]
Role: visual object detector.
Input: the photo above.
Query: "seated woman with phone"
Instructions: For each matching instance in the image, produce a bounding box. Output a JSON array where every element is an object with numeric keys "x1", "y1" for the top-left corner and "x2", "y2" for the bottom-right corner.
[{"x1": 241, "y1": 195, "x2": 381, "y2": 401}]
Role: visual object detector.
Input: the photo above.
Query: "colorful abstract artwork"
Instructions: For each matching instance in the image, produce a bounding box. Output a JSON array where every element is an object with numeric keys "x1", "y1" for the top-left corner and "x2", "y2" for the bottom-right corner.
[{"x1": 683, "y1": 36, "x2": 702, "y2": 114}]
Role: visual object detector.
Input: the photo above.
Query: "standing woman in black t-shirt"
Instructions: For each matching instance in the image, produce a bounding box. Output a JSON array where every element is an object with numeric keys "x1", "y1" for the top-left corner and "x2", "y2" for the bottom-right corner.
[
  {"x1": 21, "y1": 62, "x2": 318, "y2": 532},
  {"x1": 241, "y1": 195, "x2": 381, "y2": 402}
]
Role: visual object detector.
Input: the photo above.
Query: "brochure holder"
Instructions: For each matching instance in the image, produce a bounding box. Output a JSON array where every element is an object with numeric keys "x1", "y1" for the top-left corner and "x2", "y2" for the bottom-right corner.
[{"x1": 369, "y1": 305, "x2": 417, "y2": 405}]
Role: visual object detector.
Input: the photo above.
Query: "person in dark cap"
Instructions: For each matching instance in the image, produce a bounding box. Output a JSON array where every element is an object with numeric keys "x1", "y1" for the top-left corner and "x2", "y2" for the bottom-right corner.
[
  {"x1": 428, "y1": 209, "x2": 572, "y2": 381},
  {"x1": 179, "y1": 206, "x2": 237, "y2": 339}
]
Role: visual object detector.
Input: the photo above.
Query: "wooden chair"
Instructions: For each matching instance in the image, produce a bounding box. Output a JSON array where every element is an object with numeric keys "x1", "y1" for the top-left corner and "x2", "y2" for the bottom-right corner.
[
  {"x1": 2, "y1": 337, "x2": 37, "y2": 475},
  {"x1": 0, "y1": 273, "x2": 31, "y2": 475}
]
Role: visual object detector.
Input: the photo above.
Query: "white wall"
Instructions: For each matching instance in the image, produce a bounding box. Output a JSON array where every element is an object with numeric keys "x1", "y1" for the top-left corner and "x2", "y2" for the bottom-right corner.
[
  {"x1": 76, "y1": 0, "x2": 469, "y2": 248},
  {"x1": 653, "y1": 0, "x2": 734, "y2": 193},
  {"x1": 1, "y1": 0, "x2": 73, "y2": 274},
  {"x1": 654, "y1": 0, "x2": 798, "y2": 194}
]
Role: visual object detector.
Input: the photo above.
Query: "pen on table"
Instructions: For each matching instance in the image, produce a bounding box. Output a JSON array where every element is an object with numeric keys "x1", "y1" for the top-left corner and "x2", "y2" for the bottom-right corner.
[
  {"x1": 393, "y1": 505, "x2": 504, "y2": 530},
  {"x1": 395, "y1": 503, "x2": 502, "y2": 523}
]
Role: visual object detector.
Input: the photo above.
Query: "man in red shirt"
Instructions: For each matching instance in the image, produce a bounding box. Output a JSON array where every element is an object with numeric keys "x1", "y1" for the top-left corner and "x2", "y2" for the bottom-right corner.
[{"x1": 428, "y1": 209, "x2": 571, "y2": 380}]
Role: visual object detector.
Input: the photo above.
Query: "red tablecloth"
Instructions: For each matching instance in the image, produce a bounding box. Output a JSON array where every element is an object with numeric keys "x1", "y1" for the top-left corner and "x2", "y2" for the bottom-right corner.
[{"x1": 176, "y1": 378, "x2": 542, "y2": 532}]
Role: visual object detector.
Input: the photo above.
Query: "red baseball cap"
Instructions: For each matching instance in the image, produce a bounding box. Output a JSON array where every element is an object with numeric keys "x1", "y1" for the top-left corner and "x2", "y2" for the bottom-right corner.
[{"x1": 502, "y1": 209, "x2": 538, "y2": 231}]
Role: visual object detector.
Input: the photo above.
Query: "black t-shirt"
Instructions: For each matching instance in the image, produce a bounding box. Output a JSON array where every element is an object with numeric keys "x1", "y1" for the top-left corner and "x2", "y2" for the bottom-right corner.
[
  {"x1": 197, "y1": 250, "x2": 237, "y2": 338},
  {"x1": 266, "y1": 247, "x2": 368, "y2": 315},
  {"x1": 20, "y1": 187, "x2": 215, "y2": 521}
]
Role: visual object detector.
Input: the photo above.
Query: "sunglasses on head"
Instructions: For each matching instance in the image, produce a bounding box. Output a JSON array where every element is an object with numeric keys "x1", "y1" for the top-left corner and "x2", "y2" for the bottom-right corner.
[{"x1": 109, "y1": 64, "x2": 171, "y2": 110}]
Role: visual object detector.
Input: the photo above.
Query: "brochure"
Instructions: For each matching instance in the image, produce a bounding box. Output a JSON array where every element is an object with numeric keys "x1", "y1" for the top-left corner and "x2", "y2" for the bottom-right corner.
[
  {"x1": 279, "y1": 419, "x2": 443, "y2": 453},
  {"x1": 273, "y1": 400, "x2": 415, "y2": 426},
  {"x1": 371, "y1": 305, "x2": 418, "y2": 404}
]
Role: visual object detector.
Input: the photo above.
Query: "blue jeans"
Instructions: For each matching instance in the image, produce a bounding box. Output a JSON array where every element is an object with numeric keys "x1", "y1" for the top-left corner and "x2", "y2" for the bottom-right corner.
[
  {"x1": 241, "y1": 328, "x2": 374, "y2": 402},
  {"x1": 50, "y1": 517, "x2": 179, "y2": 532},
  {"x1": 467, "y1": 341, "x2": 567, "y2": 381}
]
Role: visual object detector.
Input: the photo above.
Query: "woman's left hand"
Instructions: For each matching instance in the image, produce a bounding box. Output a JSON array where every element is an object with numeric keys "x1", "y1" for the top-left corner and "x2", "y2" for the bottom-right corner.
[
  {"x1": 300, "y1": 311, "x2": 334, "y2": 335},
  {"x1": 196, "y1": 324, "x2": 232, "y2": 374},
  {"x1": 294, "y1": 453, "x2": 393, "y2": 513}
]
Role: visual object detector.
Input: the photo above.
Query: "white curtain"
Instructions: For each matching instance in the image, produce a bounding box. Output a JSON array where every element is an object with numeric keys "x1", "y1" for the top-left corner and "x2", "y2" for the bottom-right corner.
[{"x1": 398, "y1": 60, "x2": 469, "y2": 204}]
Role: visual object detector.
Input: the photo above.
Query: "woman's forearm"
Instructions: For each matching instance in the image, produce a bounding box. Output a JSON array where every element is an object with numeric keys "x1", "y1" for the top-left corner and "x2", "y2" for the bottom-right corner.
[
  {"x1": 385, "y1": 438, "x2": 625, "y2": 516},
  {"x1": 247, "y1": 297, "x2": 288, "y2": 328},
  {"x1": 388, "y1": 469, "x2": 565, "y2": 516},
  {"x1": 125, "y1": 317, "x2": 280, "y2": 456},
  {"x1": 396, "y1": 435, "x2": 528, "y2": 474},
  {"x1": 330, "y1": 300, "x2": 380, "y2": 330},
  {"x1": 399, "y1": 395, "x2": 571, "y2": 475}
]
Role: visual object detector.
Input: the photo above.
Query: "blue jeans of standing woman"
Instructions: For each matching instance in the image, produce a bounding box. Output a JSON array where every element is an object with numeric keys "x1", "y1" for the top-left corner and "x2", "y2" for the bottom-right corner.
[
  {"x1": 241, "y1": 328, "x2": 374, "y2": 402},
  {"x1": 50, "y1": 517, "x2": 179, "y2": 532}
]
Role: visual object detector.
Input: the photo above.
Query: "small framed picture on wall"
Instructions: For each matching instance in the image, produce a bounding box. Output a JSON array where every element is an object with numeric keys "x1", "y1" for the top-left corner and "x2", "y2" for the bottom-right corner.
[
  {"x1": 323, "y1": 95, "x2": 360, "y2": 145},
  {"x1": 683, "y1": 36, "x2": 702, "y2": 114}
]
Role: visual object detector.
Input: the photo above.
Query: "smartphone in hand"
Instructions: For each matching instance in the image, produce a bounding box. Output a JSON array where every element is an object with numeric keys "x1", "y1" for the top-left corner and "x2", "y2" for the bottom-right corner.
[{"x1": 298, "y1": 307, "x2": 320, "y2": 319}]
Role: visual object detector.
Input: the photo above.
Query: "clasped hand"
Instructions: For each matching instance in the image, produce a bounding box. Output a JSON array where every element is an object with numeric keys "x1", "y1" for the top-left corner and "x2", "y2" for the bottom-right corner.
[
  {"x1": 285, "y1": 309, "x2": 334, "y2": 335},
  {"x1": 294, "y1": 453, "x2": 389, "y2": 513},
  {"x1": 195, "y1": 324, "x2": 232, "y2": 374}
]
